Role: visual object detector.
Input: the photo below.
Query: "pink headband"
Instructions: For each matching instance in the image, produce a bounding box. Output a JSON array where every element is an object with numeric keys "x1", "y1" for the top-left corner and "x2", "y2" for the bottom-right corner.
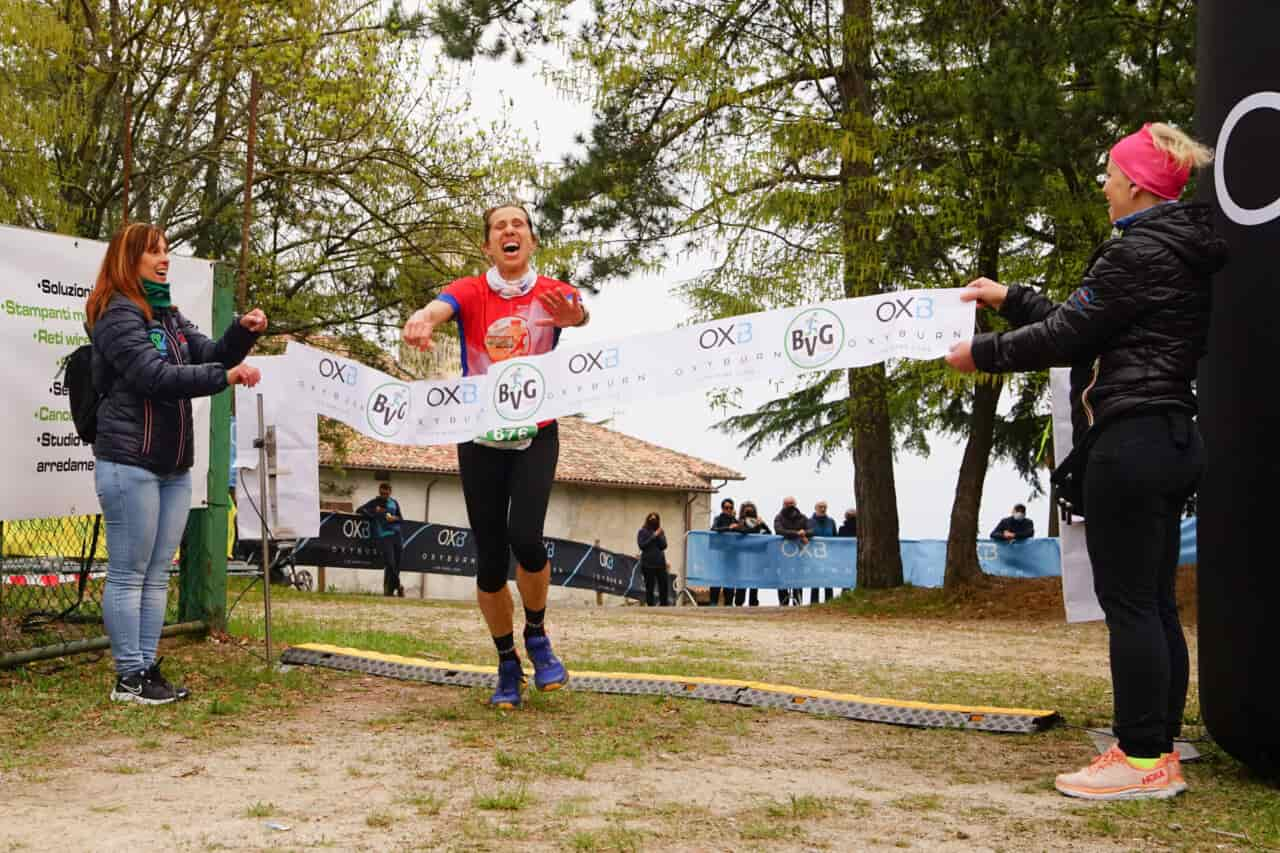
[{"x1": 1109, "y1": 124, "x2": 1189, "y2": 201}]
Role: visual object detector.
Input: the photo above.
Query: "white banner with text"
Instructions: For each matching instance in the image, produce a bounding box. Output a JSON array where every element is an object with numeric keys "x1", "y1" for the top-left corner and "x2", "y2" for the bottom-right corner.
[
  {"x1": 0, "y1": 225, "x2": 214, "y2": 521},
  {"x1": 276, "y1": 289, "x2": 974, "y2": 447}
]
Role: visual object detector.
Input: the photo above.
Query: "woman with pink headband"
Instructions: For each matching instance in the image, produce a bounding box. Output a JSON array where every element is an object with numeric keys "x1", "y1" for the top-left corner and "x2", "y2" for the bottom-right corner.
[{"x1": 946, "y1": 123, "x2": 1226, "y2": 800}]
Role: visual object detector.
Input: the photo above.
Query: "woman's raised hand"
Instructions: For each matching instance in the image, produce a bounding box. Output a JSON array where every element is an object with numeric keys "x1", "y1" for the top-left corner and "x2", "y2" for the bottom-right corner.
[
  {"x1": 227, "y1": 364, "x2": 262, "y2": 387},
  {"x1": 960, "y1": 277, "x2": 1009, "y2": 311}
]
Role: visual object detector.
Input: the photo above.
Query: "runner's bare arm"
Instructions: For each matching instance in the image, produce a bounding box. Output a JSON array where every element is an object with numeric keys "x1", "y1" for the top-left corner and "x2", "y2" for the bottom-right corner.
[{"x1": 403, "y1": 300, "x2": 455, "y2": 350}]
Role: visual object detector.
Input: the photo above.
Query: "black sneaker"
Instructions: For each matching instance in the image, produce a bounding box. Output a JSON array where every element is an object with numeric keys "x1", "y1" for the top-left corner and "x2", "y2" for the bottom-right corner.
[
  {"x1": 145, "y1": 658, "x2": 191, "y2": 702},
  {"x1": 110, "y1": 671, "x2": 176, "y2": 705}
]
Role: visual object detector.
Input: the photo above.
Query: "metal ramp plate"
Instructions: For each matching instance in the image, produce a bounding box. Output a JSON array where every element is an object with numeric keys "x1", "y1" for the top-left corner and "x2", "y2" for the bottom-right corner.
[{"x1": 282, "y1": 643, "x2": 1059, "y2": 734}]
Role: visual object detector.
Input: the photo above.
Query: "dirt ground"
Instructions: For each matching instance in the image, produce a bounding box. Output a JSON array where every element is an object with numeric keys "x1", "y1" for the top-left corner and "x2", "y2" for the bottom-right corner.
[{"x1": 1, "y1": 595, "x2": 1200, "y2": 852}]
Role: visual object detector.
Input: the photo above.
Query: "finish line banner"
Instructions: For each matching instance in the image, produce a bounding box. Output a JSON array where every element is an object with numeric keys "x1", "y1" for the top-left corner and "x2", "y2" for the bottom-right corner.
[
  {"x1": 271, "y1": 289, "x2": 973, "y2": 447},
  {"x1": 248, "y1": 512, "x2": 643, "y2": 600},
  {"x1": 686, "y1": 531, "x2": 1061, "y2": 589}
]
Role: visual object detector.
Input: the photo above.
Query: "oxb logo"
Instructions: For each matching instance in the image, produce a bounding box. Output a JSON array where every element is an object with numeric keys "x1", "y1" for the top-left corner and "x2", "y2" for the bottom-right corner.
[
  {"x1": 342, "y1": 519, "x2": 372, "y2": 539},
  {"x1": 875, "y1": 296, "x2": 934, "y2": 323},
  {"x1": 319, "y1": 357, "x2": 358, "y2": 385},
  {"x1": 438, "y1": 528, "x2": 469, "y2": 548},
  {"x1": 697, "y1": 321, "x2": 753, "y2": 350},
  {"x1": 781, "y1": 540, "x2": 828, "y2": 559},
  {"x1": 367, "y1": 382, "x2": 411, "y2": 438},
  {"x1": 494, "y1": 363, "x2": 546, "y2": 421},
  {"x1": 568, "y1": 347, "x2": 620, "y2": 375},
  {"x1": 424, "y1": 382, "x2": 477, "y2": 407},
  {"x1": 785, "y1": 308, "x2": 844, "y2": 369}
]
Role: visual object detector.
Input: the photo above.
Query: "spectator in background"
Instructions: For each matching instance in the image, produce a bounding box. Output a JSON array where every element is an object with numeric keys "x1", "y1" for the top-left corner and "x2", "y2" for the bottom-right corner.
[
  {"x1": 709, "y1": 497, "x2": 740, "y2": 606},
  {"x1": 733, "y1": 502, "x2": 771, "y2": 606},
  {"x1": 808, "y1": 501, "x2": 837, "y2": 604},
  {"x1": 637, "y1": 512, "x2": 669, "y2": 606},
  {"x1": 359, "y1": 482, "x2": 404, "y2": 597},
  {"x1": 774, "y1": 497, "x2": 810, "y2": 606},
  {"x1": 835, "y1": 507, "x2": 857, "y2": 599},
  {"x1": 991, "y1": 503, "x2": 1035, "y2": 542},
  {"x1": 838, "y1": 508, "x2": 858, "y2": 538}
]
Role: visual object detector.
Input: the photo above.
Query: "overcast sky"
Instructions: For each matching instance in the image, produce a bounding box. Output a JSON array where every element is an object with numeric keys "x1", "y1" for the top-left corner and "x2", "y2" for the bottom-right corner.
[{"x1": 431, "y1": 19, "x2": 1049, "y2": 539}]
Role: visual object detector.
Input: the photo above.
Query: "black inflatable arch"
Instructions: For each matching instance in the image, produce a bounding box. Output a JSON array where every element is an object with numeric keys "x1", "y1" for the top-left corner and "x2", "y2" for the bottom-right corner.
[{"x1": 1196, "y1": 0, "x2": 1280, "y2": 779}]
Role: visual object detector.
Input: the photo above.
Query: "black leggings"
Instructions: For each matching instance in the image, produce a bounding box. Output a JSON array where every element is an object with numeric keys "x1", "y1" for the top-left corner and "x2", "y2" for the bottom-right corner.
[
  {"x1": 1084, "y1": 412, "x2": 1202, "y2": 757},
  {"x1": 457, "y1": 422, "x2": 559, "y2": 593}
]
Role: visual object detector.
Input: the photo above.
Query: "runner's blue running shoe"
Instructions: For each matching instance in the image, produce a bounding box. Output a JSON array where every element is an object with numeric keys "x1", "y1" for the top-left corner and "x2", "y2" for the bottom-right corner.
[
  {"x1": 489, "y1": 658, "x2": 525, "y2": 708},
  {"x1": 525, "y1": 634, "x2": 569, "y2": 691}
]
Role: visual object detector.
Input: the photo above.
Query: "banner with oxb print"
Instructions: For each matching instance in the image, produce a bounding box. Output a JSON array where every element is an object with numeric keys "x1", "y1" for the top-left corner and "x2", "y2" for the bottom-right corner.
[
  {"x1": 275, "y1": 513, "x2": 643, "y2": 600},
  {"x1": 0, "y1": 225, "x2": 215, "y2": 521},
  {"x1": 686, "y1": 531, "x2": 1062, "y2": 589},
  {"x1": 274, "y1": 289, "x2": 974, "y2": 447}
]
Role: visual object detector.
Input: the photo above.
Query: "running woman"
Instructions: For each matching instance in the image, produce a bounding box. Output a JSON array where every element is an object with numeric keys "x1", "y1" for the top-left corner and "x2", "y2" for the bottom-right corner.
[{"x1": 402, "y1": 204, "x2": 589, "y2": 708}]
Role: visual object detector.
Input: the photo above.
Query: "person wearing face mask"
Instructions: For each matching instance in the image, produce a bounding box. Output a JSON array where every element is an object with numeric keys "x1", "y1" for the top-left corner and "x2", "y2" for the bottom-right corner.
[
  {"x1": 402, "y1": 203, "x2": 588, "y2": 709},
  {"x1": 87, "y1": 223, "x2": 266, "y2": 704},
  {"x1": 990, "y1": 503, "x2": 1034, "y2": 542},
  {"x1": 773, "y1": 497, "x2": 810, "y2": 606},
  {"x1": 946, "y1": 123, "x2": 1225, "y2": 800},
  {"x1": 636, "y1": 512, "x2": 669, "y2": 607},
  {"x1": 734, "y1": 502, "x2": 770, "y2": 606}
]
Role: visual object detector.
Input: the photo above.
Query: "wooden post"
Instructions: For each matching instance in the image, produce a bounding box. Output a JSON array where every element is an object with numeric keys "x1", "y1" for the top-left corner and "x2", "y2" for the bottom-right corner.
[
  {"x1": 317, "y1": 565, "x2": 326, "y2": 593},
  {"x1": 237, "y1": 72, "x2": 261, "y2": 309}
]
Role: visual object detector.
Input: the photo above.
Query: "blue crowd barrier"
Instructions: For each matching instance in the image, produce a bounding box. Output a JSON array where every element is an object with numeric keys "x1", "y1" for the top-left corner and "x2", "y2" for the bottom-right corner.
[{"x1": 688, "y1": 520, "x2": 1198, "y2": 590}]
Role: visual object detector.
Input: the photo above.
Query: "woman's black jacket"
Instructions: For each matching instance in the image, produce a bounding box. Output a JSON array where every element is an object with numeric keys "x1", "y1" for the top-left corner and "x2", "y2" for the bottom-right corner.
[
  {"x1": 91, "y1": 295, "x2": 258, "y2": 475},
  {"x1": 971, "y1": 203, "x2": 1226, "y2": 444}
]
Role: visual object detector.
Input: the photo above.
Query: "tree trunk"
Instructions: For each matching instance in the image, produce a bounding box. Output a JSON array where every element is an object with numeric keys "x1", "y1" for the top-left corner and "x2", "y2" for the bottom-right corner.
[
  {"x1": 836, "y1": 0, "x2": 902, "y2": 589},
  {"x1": 943, "y1": 373, "x2": 1003, "y2": 592},
  {"x1": 943, "y1": 228, "x2": 1002, "y2": 593},
  {"x1": 848, "y1": 364, "x2": 903, "y2": 588}
]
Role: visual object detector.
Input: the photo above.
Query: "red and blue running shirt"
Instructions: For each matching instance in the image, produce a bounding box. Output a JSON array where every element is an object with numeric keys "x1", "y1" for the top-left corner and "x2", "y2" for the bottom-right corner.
[{"x1": 438, "y1": 274, "x2": 581, "y2": 378}]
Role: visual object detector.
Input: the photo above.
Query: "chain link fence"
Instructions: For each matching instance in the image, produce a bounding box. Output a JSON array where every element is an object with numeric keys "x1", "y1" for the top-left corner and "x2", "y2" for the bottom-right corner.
[{"x1": 0, "y1": 515, "x2": 180, "y2": 660}]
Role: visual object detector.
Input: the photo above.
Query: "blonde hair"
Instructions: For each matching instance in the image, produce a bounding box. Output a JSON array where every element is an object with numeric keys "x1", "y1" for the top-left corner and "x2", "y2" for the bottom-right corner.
[{"x1": 1148, "y1": 123, "x2": 1215, "y2": 170}]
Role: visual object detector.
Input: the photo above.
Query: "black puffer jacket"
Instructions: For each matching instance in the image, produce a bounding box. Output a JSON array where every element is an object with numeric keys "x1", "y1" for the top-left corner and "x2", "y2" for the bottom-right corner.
[
  {"x1": 971, "y1": 203, "x2": 1227, "y2": 443},
  {"x1": 91, "y1": 295, "x2": 258, "y2": 475}
]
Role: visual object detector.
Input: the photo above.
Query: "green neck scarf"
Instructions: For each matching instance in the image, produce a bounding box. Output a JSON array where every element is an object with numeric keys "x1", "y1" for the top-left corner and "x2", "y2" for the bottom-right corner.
[{"x1": 142, "y1": 278, "x2": 171, "y2": 310}]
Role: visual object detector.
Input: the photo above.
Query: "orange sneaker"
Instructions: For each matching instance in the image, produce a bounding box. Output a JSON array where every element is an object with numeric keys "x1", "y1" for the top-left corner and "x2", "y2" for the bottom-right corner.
[
  {"x1": 1163, "y1": 750, "x2": 1188, "y2": 794},
  {"x1": 1054, "y1": 745, "x2": 1183, "y2": 801}
]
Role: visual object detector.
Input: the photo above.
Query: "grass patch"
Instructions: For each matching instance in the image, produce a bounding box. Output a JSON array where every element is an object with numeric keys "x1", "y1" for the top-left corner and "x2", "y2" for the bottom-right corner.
[
  {"x1": 765, "y1": 794, "x2": 834, "y2": 820},
  {"x1": 365, "y1": 809, "x2": 395, "y2": 829},
  {"x1": 399, "y1": 791, "x2": 445, "y2": 816},
  {"x1": 568, "y1": 824, "x2": 646, "y2": 852},
  {"x1": 244, "y1": 801, "x2": 276, "y2": 818},
  {"x1": 472, "y1": 785, "x2": 533, "y2": 811},
  {"x1": 891, "y1": 793, "x2": 943, "y2": 812}
]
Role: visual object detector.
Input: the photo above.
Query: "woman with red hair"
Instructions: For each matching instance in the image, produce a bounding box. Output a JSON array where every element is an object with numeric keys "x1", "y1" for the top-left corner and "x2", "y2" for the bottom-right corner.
[
  {"x1": 87, "y1": 223, "x2": 267, "y2": 704},
  {"x1": 947, "y1": 124, "x2": 1226, "y2": 799}
]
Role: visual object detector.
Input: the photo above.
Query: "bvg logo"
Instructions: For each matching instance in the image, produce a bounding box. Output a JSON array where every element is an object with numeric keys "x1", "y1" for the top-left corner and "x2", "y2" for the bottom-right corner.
[
  {"x1": 785, "y1": 308, "x2": 844, "y2": 369},
  {"x1": 494, "y1": 363, "x2": 546, "y2": 421},
  {"x1": 568, "y1": 348, "x2": 620, "y2": 374},
  {"x1": 697, "y1": 321, "x2": 753, "y2": 350},
  {"x1": 875, "y1": 296, "x2": 934, "y2": 323},
  {"x1": 367, "y1": 382, "x2": 411, "y2": 438},
  {"x1": 319, "y1": 357, "x2": 358, "y2": 385},
  {"x1": 424, "y1": 382, "x2": 477, "y2": 407}
]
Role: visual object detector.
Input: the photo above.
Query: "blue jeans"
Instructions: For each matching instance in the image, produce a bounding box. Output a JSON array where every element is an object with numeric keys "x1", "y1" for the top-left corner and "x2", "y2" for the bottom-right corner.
[{"x1": 95, "y1": 460, "x2": 192, "y2": 676}]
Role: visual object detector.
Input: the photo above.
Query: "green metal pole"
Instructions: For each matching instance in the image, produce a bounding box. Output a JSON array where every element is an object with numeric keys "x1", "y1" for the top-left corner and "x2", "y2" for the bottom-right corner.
[{"x1": 178, "y1": 263, "x2": 235, "y2": 628}]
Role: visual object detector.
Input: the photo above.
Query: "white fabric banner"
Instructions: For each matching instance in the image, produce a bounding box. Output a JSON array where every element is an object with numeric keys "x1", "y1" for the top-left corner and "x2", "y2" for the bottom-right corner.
[
  {"x1": 279, "y1": 289, "x2": 974, "y2": 447},
  {"x1": 234, "y1": 356, "x2": 321, "y2": 540},
  {"x1": 1051, "y1": 366, "x2": 1104, "y2": 623},
  {"x1": 0, "y1": 225, "x2": 214, "y2": 521}
]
